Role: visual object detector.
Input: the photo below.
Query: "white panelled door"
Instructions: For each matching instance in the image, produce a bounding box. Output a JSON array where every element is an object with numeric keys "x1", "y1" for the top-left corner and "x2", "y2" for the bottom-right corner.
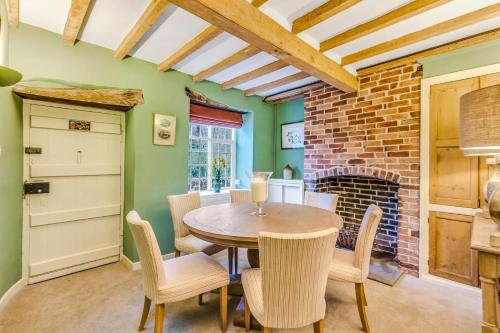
[{"x1": 24, "y1": 101, "x2": 123, "y2": 284}]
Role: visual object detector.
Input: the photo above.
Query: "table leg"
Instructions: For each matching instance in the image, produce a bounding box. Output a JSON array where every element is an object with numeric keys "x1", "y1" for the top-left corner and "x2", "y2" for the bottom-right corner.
[
  {"x1": 247, "y1": 249, "x2": 260, "y2": 268},
  {"x1": 479, "y1": 252, "x2": 500, "y2": 333}
]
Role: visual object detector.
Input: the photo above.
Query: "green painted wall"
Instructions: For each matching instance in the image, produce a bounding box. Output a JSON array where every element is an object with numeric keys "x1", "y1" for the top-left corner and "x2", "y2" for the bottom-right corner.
[
  {"x1": 0, "y1": 88, "x2": 23, "y2": 299},
  {"x1": 420, "y1": 38, "x2": 500, "y2": 78},
  {"x1": 273, "y1": 98, "x2": 304, "y2": 179},
  {"x1": 0, "y1": 23, "x2": 275, "y2": 297}
]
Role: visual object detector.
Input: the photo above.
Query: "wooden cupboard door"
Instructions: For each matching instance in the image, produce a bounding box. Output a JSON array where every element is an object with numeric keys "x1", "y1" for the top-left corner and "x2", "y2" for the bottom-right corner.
[
  {"x1": 431, "y1": 147, "x2": 479, "y2": 207},
  {"x1": 428, "y1": 212, "x2": 478, "y2": 286},
  {"x1": 480, "y1": 72, "x2": 500, "y2": 88},
  {"x1": 429, "y1": 78, "x2": 480, "y2": 207}
]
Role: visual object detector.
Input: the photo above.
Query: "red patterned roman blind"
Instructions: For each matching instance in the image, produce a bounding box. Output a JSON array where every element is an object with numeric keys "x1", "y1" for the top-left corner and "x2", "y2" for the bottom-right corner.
[{"x1": 189, "y1": 102, "x2": 243, "y2": 128}]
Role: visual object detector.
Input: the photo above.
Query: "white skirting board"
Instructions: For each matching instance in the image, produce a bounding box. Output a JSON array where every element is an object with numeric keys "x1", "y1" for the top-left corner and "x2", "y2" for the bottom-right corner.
[
  {"x1": 121, "y1": 252, "x2": 175, "y2": 271},
  {"x1": 0, "y1": 278, "x2": 26, "y2": 313}
]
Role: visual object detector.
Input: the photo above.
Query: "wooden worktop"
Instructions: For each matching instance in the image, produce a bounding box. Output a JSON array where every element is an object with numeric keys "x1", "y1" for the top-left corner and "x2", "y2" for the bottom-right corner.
[{"x1": 471, "y1": 213, "x2": 500, "y2": 255}]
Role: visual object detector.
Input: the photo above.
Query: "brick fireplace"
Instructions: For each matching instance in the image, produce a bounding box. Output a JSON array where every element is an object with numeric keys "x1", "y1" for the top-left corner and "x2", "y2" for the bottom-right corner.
[{"x1": 303, "y1": 63, "x2": 422, "y2": 275}]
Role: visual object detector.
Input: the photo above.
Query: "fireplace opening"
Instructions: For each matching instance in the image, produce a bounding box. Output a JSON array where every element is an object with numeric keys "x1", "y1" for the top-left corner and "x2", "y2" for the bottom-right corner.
[{"x1": 314, "y1": 175, "x2": 400, "y2": 257}]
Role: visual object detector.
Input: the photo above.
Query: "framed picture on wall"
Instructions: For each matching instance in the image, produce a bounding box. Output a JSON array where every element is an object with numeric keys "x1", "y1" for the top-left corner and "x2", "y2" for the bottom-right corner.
[
  {"x1": 153, "y1": 113, "x2": 177, "y2": 146},
  {"x1": 281, "y1": 121, "x2": 304, "y2": 149}
]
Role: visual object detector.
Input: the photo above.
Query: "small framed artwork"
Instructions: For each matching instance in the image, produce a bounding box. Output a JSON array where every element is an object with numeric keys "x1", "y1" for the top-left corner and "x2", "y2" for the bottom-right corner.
[
  {"x1": 281, "y1": 121, "x2": 304, "y2": 149},
  {"x1": 153, "y1": 113, "x2": 176, "y2": 146}
]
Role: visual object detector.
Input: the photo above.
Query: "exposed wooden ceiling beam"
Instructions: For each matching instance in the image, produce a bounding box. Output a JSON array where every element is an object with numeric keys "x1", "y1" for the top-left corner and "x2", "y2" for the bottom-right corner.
[
  {"x1": 251, "y1": 0, "x2": 268, "y2": 7},
  {"x1": 220, "y1": 60, "x2": 288, "y2": 90},
  {"x1": 114, "y1": 0, "x2": 170, "y2": 60},
  {"x1": 5, "y1": 0, "x2": 19, "y2": 27},
  {"x1": 320, "y1": 0, "x2": 452, "y2": 52},
  {"x1": 158, "y1": 0, "x2": 268, "y2": 73},
  {"x1": 168, "y1": 0, "x2": 357, "y2": 92},
  {"x1": 158, "y1": 25, "x2": 221, "y2": 71},
  {"x1": 357, "y1": 28, "x2": 500, "y2": 77},
  {"x1": 63, "y1": 0, "x2": 93, "y2": 45},
  {"x1": 292, "y1": 0, "x2": 362, "y2": 34},
  {"x1": 193, "y1": 45, "x2": 260, "y2": 82},
  {"x1": 264, "y1": 81, "x2": 326, "y2": 104},
  {"x1": 244, "y1": 72, "x2": 311, "y2": 96},
  {"x1": 342, "y1": 3, "x2": 500, "y2": 66}
]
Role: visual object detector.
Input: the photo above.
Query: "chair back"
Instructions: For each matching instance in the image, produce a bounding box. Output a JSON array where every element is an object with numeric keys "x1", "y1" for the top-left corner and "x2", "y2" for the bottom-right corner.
[
  {"x1": 304, "y1": 191, "x2": 339, "y2": 213},
  {"x1": 167, "y1": 192, "x2": 201, "y2": 238},
  {"x1": 259, "y1": 228, "x2": 339, "y2": 329},
  {"x1": 354, "y1": 204, "x2": 383, "y2": 280},
  {"x1": 126, "y1": 211, "x2": 166, "y2": 302},
  {"x1": 229, "y1": 189, "x2": 252, "y2": 203}
]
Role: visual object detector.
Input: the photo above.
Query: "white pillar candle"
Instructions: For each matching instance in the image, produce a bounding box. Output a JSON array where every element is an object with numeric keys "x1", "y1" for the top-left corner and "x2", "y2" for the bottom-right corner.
[{"x1": 251, "y1": 180, "x2": 268, "y2": 202}]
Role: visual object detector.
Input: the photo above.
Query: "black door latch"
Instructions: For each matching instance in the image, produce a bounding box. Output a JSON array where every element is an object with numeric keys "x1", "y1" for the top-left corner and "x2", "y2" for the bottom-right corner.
[{"x1": 24, "y1": 181, "x2": 50, "y2": 195}]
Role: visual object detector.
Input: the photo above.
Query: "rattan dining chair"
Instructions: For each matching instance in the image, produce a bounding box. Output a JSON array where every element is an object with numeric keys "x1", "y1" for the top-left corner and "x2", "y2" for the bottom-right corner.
[
  {"x1": 304, "y1": 191, "x2": 339, "y2": 213},
  {"x1": 126, "y1": 211, "x2": 230, "y2": 333},
  {"x1": 242, "y1": 228, "x2": 339, "y2": 333},
  {"x1": 328, "y1": 204, "x2": 383, "y2": 333}
]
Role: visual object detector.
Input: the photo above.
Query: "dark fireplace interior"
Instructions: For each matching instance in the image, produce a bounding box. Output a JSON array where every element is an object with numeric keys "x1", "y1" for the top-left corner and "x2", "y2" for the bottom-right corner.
[{"x1": 314, "y1": 175, "x2": 400, "y2": 257}]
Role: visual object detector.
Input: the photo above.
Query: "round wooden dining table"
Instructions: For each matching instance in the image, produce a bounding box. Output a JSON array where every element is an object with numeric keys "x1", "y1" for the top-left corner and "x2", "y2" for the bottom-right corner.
[
  {"x1": 183, "y1": 202, "x2": 344, "y2": 268},
  {"x1": 183, "y1": 202, "x2": 343, "y2": 328}
]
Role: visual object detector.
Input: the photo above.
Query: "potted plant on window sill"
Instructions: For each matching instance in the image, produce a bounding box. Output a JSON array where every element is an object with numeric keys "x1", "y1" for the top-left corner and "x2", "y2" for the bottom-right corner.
[{"x1": 212, "y1": 156, "x2": 225, "y2": 193}]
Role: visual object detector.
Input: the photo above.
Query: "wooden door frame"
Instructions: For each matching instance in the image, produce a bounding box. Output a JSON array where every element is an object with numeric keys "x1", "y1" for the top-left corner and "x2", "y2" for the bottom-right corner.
[
  {"x1": 419, "y1": 63, "x2": 500, "y2": 285},
  {"x1": 21, "y1": 99, "x2": 126, "y2": 282}
]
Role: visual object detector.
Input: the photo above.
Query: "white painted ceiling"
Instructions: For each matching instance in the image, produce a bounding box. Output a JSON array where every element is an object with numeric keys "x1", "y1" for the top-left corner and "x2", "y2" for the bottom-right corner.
[{"x1": 19, "y1": 0, "x2": 500, "y2": 97}]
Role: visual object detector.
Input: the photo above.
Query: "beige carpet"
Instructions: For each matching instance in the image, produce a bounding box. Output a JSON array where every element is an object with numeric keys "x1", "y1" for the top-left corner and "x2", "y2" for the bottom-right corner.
[{"x1": 0, "y1": 250, "x2": 482, "y2": 333}]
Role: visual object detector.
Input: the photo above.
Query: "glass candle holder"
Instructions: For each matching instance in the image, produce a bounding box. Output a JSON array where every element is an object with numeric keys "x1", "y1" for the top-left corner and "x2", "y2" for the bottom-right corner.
[{"x1": 250, "y1": 171, "x2": 273, "y2": 216}]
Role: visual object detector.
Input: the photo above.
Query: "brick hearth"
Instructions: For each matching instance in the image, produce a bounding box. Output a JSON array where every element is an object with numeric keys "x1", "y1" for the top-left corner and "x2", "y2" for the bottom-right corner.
[{"x1": 303, "y1": 63, "x2": 421, "y2": 275}]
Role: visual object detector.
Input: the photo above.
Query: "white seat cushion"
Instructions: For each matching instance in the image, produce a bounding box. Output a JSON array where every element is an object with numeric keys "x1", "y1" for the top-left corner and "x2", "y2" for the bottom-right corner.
[
  {"x1": 157, "y1": 252, "x2": 229, "y2": 304},
  {"x1": 175, "y1": 234, "x2": 214, "y2": 254},
  {"x1": 241, "y1": 268, "x2": 265, "y2": 324},
  {"x1": 328, "y1": 248, "x2": 363, "y2": 283}
]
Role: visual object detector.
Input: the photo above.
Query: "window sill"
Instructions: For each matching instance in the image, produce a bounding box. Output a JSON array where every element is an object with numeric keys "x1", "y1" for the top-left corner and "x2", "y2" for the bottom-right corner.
[{"x1": 197, "y1": 190, "x2": 231, "y2": 206}]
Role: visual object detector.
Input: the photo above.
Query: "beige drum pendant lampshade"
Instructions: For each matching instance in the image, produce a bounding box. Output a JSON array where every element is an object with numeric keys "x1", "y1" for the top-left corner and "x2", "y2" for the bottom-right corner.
[{"x1": 460, "y1": 84, "x2": 500, "y2": 156}]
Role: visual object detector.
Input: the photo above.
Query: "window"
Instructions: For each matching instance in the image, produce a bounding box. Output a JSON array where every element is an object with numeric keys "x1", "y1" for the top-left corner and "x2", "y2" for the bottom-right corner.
[{"x1": 188, "y1": 124, "x2": 236, "y2": 192}]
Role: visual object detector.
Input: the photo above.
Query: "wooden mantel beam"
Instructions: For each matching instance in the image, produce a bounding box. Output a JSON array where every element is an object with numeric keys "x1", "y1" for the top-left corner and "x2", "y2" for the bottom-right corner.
[
  {"x1": 115, "y1": 0, "x2": 170, "y2": 60},
  {"x1": 342, "y1": 2, "x2": 500, "y2": 66},
  {"x1": 63, "y1": 0, "x2": 93, "y2": 45},
  {"x1": 168, "y1": 0, "x2": 357, "y2": 92},
  {"x1": 292, "y1": 0, "x2": 361, "y2": 34}
]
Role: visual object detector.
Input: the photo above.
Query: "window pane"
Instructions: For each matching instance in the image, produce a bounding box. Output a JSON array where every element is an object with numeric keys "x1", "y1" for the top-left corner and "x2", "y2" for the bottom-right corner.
[{"x1": 200, "y1": 178, "x2": 208, "y2": 191}]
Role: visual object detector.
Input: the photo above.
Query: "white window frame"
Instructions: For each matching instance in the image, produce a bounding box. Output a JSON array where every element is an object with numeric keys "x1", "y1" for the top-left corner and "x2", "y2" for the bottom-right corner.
[{"x1": 188, "y1": 123, "x2": 236, "y2": 192}]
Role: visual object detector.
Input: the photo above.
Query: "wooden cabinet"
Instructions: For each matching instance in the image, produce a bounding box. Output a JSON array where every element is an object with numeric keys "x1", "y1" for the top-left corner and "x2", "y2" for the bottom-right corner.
[
  {"x1": 428, "y1": 72, "x2": 499, "y2": 286},
  {"x1": 429, "y1": 78, "x2": 479, "y2": 208},
  {"x1": 428, "y1": 212, "x2": 478, "y2": 286}
]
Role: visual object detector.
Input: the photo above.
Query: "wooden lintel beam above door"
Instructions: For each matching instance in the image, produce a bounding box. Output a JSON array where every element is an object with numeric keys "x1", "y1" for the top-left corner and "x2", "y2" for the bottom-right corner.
[
  {"x1": 244, "y1": 72, "x2": 310, "y2": 96},
  {"x1": 5, "y1": 0, "x2": 19, "y2": 27},
  {"x1": 220, "y1": 60, "x2": 288, "y2": 90},
  {"x1": 168, "y1": 0, "x2": 357, "y2": 92},
  {"x1": 193, "y1": 45, "x2": 260, "y2": 82},
  {"x1": 114, "y1": 0, "x2": 170, "y2": 60},
  {"x1": 63, "y1": 0, "x2": 93, "y2": 45},
  {"x1": 342, "y1": 3, "x2": 500, "y2": 66},
  {"x1": 292, "y1": 0, "x2": 362, "y2": 34},
  {"x1": 320, "y1": 0, "x2": 452, "y2": 52},
  {"x1": 158, "y1": 25, "x2": 221, "y2": 71}
]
